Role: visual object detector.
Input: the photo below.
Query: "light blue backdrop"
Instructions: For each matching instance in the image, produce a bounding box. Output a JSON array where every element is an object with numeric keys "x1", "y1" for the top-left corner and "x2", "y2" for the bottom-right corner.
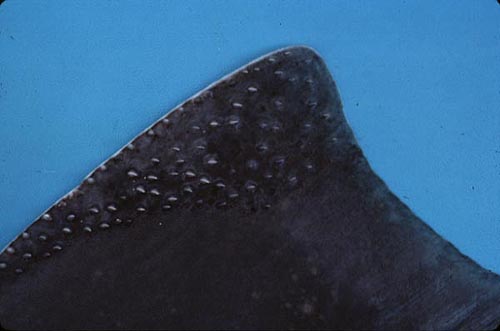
[{"x1": 0, "y1": 1, "x2": 499, "y2": 272}]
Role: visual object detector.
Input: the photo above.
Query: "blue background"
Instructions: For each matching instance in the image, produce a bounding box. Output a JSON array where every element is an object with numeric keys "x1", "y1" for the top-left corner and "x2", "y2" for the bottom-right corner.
[{"x1": 0, "y1": 1, "x2": 499, "y2": 272}]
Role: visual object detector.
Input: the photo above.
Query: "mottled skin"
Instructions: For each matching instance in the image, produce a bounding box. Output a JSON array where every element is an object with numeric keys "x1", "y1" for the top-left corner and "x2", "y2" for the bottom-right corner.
[{"x1": 0, "y1": 46, "x2": 499, "y2": 330}]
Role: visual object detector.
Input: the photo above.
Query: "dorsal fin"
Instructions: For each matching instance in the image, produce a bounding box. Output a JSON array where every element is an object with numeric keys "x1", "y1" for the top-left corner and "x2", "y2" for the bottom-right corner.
[{"x1": 1, "y1": 46, "x2": 499, "y2": 330}]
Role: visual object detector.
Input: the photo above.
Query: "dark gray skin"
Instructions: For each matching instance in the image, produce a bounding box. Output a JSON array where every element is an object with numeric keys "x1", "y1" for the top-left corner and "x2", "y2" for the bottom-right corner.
[{"x1": 1, "y1": 46, "x2": 499, "y2": 330}]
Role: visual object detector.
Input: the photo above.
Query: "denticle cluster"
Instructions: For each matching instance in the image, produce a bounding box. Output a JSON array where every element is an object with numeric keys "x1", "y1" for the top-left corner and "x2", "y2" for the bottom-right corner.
[{"x1": 0, "y1": 48, "x2": 337, "y2": 276}]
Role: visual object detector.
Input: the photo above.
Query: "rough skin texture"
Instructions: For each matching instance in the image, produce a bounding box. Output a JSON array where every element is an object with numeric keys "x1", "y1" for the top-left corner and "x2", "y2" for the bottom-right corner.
[{"x1": 0, "y1": 46, "x2": 499, "y2": 330}]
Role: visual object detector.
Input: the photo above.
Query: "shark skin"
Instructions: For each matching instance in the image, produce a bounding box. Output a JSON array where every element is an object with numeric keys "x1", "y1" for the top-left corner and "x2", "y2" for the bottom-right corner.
[{"x1": 0, "y1": 46, "x2": 499, "y2": 330}]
